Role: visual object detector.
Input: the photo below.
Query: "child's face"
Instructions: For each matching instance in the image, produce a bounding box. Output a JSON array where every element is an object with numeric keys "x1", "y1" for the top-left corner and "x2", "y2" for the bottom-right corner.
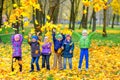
[
  {"x1": 14, "y1": 37, "x2": 20, "y2": 41},
  {"x1": 58, "y1": 38, "x2": 62, "y2": 41},
  {"x1": 66, "y1": 36, "x2": 71, "y2": 41},
  {"x1": 82, "y1": 32, "x2": 87, "y2": 36},
  {"x1": 32, "y1": 38, "x2": 37, "y2": 42}
]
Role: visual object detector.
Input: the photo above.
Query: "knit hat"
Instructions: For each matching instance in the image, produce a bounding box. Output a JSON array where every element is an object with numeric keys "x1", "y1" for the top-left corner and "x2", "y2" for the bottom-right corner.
[
  {"x1": 14, "y1": 34, "x2": 20, "y2": 40},
  {"x1": 55, "y1": 33, "x2": 63, "y2": 39},
  {"x1": 82, "y1": 30, "x2": 87, "y2": 34},
  {"x1": 32, "y1": 36, "x2": 38, "y2": 40},
  {"x1": 66, "y1": 34, "x2": 71, "y2": 38},
  {"x1": 44, "y1": 36, "x2": 48, "y2": 41}
]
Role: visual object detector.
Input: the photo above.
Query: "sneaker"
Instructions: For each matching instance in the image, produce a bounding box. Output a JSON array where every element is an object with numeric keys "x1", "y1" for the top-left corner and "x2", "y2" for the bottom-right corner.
[
  {"x1": 29, "y1": 70, "x2": 34, "y2": 72},
  {"x1": 78, "y1": 68, "x2": 81, "y2": 71},
  {"x1": 85, "y1": 68, "x2": 88, "y2": 71}
]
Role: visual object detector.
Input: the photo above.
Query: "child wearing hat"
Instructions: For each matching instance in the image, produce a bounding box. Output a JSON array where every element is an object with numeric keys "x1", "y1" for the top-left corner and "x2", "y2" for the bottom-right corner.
[
  {"x1": 41, "y1": 36, "x2": 52, "y2": 70},
  {"x1": 11, "y1": 34, "x2": 23, "y2": 72},
  {"x1": 28, "y1": 33, "x2": 41, "y2": 72},
  {"x1": 52, "y1": 29, "x2": 65, "y2": 70},
  {"x1": 62, "y1": 34, "x2": 74, "y2": 70},
  {"x1": 73, "y1": 30, "x2": 95, "y2": 71}
]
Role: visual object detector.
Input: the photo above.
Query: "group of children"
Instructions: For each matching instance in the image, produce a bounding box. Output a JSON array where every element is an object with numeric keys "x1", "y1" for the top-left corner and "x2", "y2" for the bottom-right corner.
[{"x1": 11, "y1": 29, "x2": 95, "y2": 72}]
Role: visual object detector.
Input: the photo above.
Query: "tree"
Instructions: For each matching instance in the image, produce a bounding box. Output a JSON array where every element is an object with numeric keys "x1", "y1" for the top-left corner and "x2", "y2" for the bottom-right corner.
[
  {"x1": 69, "y1": 0, "x2": 81, "y2": 30},
  {"x1": 0, "y1": 0, "x2": 4, "y2": 43},
  {"x1": 111, "y1": 0, "x2": 120, "y2": 28},
  {"x1": 0, "y1": 0, "x2": 4, "y2": 28}
]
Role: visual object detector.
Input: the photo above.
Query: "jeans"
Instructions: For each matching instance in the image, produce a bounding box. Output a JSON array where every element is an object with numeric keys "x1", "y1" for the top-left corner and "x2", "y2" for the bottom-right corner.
[
  {"x1": 42, "y1": 55, "x2": 50, "y2": 70},
  {"x1": 31, "y1": 56, "x2": 40, "y2": 71},
  {"x1": 78, "y1": 48, "x2": 89, "y2": 69},
  {"x1": 63, "y1": 58, "x2": 72, "y2": 69}
]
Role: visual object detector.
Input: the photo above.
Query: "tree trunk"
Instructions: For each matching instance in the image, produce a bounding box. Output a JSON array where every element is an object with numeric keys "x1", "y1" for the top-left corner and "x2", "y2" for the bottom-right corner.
[
  {"x1": 103, "y1": 9, "x2": 107, "y2": 37},
  {"x1": 111, "y1": 14, "x2": 116, "y2": 28},
  {"x1": 0, "y1": 0, "x2": 4, "y2": 43},
  {"x1": 92, "y1": 9, "x2": 96, "y2": 32},
  {"x1": 82, "y1": 5, "x2": 86, "y2": 29},
  {"x1": 85, "y1": 6, "x2": 89, "y2": 29},
  {"x1": 89, "y1": 10, "x2": 93, "y2": 29},
  {"x1": 0, "y1": 0, "x2": 4, "y2": 28},
  {"x1": 116, "y1": 15, "x2": 119, "y2": 25}
]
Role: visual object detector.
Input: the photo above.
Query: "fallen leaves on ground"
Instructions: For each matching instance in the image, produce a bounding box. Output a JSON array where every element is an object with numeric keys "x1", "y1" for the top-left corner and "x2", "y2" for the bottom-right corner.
[{"x1": 0, "y1": 41, "x2": 120, "y2": 80}]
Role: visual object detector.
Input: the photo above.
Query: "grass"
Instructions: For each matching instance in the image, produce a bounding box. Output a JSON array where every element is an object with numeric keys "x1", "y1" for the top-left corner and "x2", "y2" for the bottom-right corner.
[{"x1": 0, "y1": 26, "x2": 120, "y2": 45}]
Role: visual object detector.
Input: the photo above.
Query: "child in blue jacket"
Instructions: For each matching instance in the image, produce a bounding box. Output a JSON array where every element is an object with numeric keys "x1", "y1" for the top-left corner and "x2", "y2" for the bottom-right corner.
[
  {"x1": 52, "y1": 29, "x2": 65, "y2": 70},
  {"x1": 62, "y1": 34, "x2": 74, "y2": 70}
]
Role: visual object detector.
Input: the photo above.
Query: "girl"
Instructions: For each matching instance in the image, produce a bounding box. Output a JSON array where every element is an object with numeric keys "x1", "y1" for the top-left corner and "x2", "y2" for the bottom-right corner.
[
  {"x1": 62, "y1": 34, "x2": 74, "y2": 70},
  {"x1": 41, "y1": 36, "x2": 52, "y2": 70},
  {"x1": 28, "y1": 33, "x2": 41, "y2": 72},
  {"x1": 11, "y1": 34, "x2": 23, "y2": 72}
]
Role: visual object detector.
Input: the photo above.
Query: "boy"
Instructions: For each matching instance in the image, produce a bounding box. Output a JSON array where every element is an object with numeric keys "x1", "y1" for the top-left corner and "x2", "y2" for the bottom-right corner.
[
  {"x1": 28, "y1": 33, "x2": 41, "y2": 72},
  {"x1": 73, "y1": 30, "x2": 95, "y2": 71}
]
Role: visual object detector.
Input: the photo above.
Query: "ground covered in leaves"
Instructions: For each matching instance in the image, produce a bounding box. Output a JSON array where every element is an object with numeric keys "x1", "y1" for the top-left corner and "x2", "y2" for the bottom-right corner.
[{"x1": 0, "y1": 41, "x2": 120, "y2": 80}]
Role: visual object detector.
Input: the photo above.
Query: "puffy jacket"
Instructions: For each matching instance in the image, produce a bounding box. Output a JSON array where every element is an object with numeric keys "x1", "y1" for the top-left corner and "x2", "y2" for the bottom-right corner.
[
  {"x1": 28, "y1": 41, "x2": 41, "y2": 57},
  {"x1": 73, "y1": 31, "x2": 95, "y2": 48},
  {"x1": 41, "y1": 42, "x2": 52, "y2": 55},
  {"x1": 62, "y1": 39, "x2": 74, "y2": 58},
  {"x1": 52, "y1": 32, "x2": 65, "y2": 52},
  {"x1": 11, "y1": 34, "x2": 23, "y2": 58}
]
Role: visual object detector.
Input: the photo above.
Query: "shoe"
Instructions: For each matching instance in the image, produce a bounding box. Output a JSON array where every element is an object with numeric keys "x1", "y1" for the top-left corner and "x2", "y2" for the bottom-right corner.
[
  {"x1": 29, "y1": 70, "x2": 34, "y2": 72},
  {"x1": 37, "y1": 69, "x2": 40, "y2": 71},
  {"x1": 85, "y1": 68, "x2": 88, "y2": 71},
  {"x1": 78, "y1": 68, "x2": 81, "y2": 71}
]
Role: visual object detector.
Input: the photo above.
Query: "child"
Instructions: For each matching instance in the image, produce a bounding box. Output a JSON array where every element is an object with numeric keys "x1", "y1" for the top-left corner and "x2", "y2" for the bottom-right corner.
[
  {"x1": 41, "y1": 36, "x2": 52, "y2": 70},
  {"x1": 52, "y1": 29, "x2": 65, "y2": 70},
  {"x1": 73, "y1": 30, "x2": 95, "y2": 71},
  {"x1": 62, "y1": 34, "x2": 74, "y2": 70},
  {"x1": 28, "y1": 33, "x2": 41, "y2": 72},
  {"x1": 11, "y1": 34, "x2": 23, "y2": 72}
]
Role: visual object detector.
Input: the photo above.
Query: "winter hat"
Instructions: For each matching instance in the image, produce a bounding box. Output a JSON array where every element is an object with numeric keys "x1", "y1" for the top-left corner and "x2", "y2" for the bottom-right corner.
[
  {"x1": 82, "y1": 30, "x2": 87, "y2": 34},
  {"x1": 66, "y1": 34, "x2": 71, "y2": 38},
  {"x1": 32, "y1": 36, "x2": 38, "y2": 40},
  {"x1": 44, "y1": 36, "x2": 48, "y2": 41},
  {"x1": 55, "y1": 33, "x2": 63, "y2": 39},
  {"x1": 14, "y1": 34, "x2": 20, "y2": 40}
]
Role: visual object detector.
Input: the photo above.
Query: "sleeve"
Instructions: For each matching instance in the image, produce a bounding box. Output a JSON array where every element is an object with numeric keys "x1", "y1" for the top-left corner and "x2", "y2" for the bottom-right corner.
[
  {"x1": 11, "y1": 35, "x2": 14, "y2": 44},
  {"x1": 62, "y1": 34, "x2": 66, "y2": 41},
  {"x1": 70, "y1": 42, "x2": 74, "y2": 51},
  {"x1": 28, "y1": 36, "x2": 31, "y2": 45},
  {"x1": 37, "y1": 36, "x2": 41, "y2": 45},
  {"x1": 72, "y1": 31, "x2": 82, "y2": 41},
  {"x1": 52, "y1": 32, "x2": 56, "y2": 42},
  {"x1": 19, "y1": 34, "x2": 23, "y2": 44},
  {"x1": 61, "y1": 40, "x2": 65, "y2": 48},
  {"x1": 88, "y1": 32, "x2": 95, "y2": 39}
]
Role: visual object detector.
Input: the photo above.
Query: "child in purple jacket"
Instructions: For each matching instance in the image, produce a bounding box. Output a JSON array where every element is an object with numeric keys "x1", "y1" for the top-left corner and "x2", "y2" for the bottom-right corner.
[
  {"x1": 11, "y1": 34, "x2": 23, "y2": 72},
  {"x1": 41, "y1": 36, "x2": 52, "y2": 70}
]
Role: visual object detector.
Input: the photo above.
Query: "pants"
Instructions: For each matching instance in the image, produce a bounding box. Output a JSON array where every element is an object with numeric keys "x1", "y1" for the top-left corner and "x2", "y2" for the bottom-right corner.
[
  {"x1": 42, "y1": 55, "x2": 50, "y2": 70},
  {"x1": 11, "y1": 57, "x2": 22, "y2": 72},
  {"x1": 78, "y1": 48, "x2": 89, "y2": 69},
  {"x1": 53, "y1": 52, "x2": 62, "y2": 69},
  {"x1": 63, "y1": 58, "x2": 72, "y2": 69},
  {"x1": 31, "y1": 56, "x2": 40, "y2": 71}
]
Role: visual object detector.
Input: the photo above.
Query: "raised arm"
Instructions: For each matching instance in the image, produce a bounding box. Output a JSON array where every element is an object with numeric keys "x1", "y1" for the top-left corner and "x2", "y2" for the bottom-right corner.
[
  {"x1": 19, "y1": 34, "x2": 23, "y2": 44},
  {"x1": 88, "y1": 31, "x2": 95, "y2": 39},
  {"x1": 72, "y1": 31, "x2": 82, "y2": 40},
  {"x1": 11, "y1": 35, "x2": 14, "y2": 44}
]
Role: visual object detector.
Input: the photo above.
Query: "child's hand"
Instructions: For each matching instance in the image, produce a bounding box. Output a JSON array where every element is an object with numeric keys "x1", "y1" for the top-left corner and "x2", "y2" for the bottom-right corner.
[
  {"x1": 37, "y1": 32, "x2": 40, "y2": 36},
  {"x1": 70, "y1": 50, "x2": 72, "y2": 54},
  {"x1": 61, "y1": 47, "x2": 64, "y2": 50},
  {"x1": 28, "y1": 34, "x2": 32, "y2": 37}
]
